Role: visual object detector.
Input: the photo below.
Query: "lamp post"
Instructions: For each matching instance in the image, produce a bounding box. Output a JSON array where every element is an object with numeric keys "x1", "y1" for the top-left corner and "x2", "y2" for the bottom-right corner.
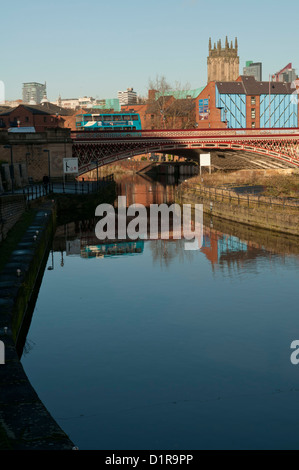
[
  {"x1": 4, "y1": 145, "x2": 14, "y2": 194},
  {"x1": 25, "y1": 152, "x2": 30, "y2": 182},
  {"x1": 92, "y1": 160, "x2": 99, "y2": 188},
  {"x1": 43, "y1": 149, "x2": 51, "y2": 182}
]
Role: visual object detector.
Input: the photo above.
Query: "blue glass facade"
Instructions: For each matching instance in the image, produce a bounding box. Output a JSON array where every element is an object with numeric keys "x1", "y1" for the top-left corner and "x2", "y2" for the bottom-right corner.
[
  {"x1": 215, "y1": 83, "x2": 298, "y2": 129},
  {"x1": 260, "y1": 94, "x2": 298, "y2": 128},
  {"x1": 215, "y1": 88, "x2": 246, "y2": 128}
]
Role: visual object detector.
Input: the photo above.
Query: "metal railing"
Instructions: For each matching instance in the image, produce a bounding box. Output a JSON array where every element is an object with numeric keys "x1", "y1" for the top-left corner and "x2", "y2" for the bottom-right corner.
[
  {"x1": 21, "y1": 174, "x2": 114, "y2": 201},
  {"x1": 178, "y1": 182, "x2": 299, "y2": 211}
]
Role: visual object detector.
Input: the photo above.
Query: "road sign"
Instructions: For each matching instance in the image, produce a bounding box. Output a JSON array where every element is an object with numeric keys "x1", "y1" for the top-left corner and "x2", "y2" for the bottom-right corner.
[
  {"x1": 63, "y1": 158, "x2": 78, "y2": 174},
  {"x1": 200, "y1": 153, "x2": 211, "y2": 175},
  {"x1": 200, "y1": 153, "x2": 211, "y2": 167}
]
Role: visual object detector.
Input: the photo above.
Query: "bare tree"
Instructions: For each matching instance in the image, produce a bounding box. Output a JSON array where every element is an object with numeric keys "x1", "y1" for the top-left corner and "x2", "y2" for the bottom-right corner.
[
  {"x1": 147, "y1": 76, "x2": 196, "y2": 129},
  {"x1": 147, "y1": 75, "x2": 172, "y2": 129}
]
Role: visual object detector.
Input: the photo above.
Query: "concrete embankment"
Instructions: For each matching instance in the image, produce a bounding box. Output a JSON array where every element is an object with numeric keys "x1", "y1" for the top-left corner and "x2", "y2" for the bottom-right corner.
[
  {"x1": 0, "y1": 195, "x2": 27, "y2": 243},
  {"x1": 176, "y1": 184, "x2": 299, "y2": 236},
  {"x1": 0, "y1": 202, "x2": 75, "y2": 450}
]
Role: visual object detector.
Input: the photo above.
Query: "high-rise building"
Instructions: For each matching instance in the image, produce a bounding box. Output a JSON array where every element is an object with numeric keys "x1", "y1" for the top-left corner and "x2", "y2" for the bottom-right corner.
[
  {"x1": 272, "y1": 63, "x2": 297, "y2": 83},
  {"x1": 243, "y1": 61, "x2": 262, "y2": 81},
  {"x1": 118, "y1": 88, "x2": 137, "y2": 106},
  {"x1": 22, "y1": 82, "x2": 47, "y2": 104},
  {"x1": 207, "y1": 37, "x2": 239, "y2": 83}
]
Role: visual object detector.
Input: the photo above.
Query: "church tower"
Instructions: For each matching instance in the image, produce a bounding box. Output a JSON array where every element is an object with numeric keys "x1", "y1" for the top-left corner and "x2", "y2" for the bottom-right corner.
[{"x1": 207, "y1": 37, "x2": 239, "y2": 82}]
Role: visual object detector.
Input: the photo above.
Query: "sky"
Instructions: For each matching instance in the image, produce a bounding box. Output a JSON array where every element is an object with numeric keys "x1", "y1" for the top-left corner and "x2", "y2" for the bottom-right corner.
[{"x1": 1, "y1": 0, "x2": 299, "y2": 101}]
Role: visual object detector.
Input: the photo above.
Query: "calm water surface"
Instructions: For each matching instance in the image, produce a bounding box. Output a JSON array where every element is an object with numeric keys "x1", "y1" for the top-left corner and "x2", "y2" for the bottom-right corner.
[{"x1": 21, "y1": 175, "x2": 299, "y2": 450}]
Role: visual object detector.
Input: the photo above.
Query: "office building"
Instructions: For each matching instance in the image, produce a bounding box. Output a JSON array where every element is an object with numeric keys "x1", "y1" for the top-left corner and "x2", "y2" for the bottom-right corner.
[
  {"x1": 243, "y1": 61, "x2": 262, "y2": 81},
  {"x1": 118, "y1": 88, "x2": 137, "y2": 106},
  {"x1": 22, "y1": 82, "x2": 47, "y2": 104}
]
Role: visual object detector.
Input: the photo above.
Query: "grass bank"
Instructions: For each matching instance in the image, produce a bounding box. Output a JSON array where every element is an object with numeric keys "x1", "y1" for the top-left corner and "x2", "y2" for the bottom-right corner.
[{"x1": 191, "y1": 169, "x2": 299, "y2": 199}]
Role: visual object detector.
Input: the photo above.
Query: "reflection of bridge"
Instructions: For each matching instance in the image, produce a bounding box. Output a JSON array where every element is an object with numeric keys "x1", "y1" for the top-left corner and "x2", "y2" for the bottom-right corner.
[{"x1": 72, "y1": 128, "x2": 299, "y2": 173}]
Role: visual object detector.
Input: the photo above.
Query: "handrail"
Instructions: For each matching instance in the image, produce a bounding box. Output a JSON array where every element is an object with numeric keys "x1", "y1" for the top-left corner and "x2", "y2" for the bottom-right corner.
[
  {"x1": 20, "y1": 175, "x2": 114, "y2": 201},
  {"x1": 178, "y1": 182, "x2": 299, "y2": 210}
]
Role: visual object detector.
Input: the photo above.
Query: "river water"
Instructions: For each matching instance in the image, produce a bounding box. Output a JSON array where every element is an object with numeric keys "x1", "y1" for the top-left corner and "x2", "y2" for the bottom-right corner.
[{"x1": 21, "y1": 174, "x2": 299, "y2": 450}]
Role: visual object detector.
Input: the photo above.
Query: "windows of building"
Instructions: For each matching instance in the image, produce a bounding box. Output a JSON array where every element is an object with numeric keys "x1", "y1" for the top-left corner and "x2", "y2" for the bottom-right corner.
[
  {"x1": 251, "y1": 122, "x2": 256, "y2": 128},
  {"x1": 251, "y1": 108, "x2": 256, "y2": 119},
  {"x1": 251, "y1": 96, "x2": 256, "y2": 105}
]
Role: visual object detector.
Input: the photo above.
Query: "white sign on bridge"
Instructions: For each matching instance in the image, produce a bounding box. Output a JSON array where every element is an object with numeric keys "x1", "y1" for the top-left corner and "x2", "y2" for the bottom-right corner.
[{"x1": 63, "y1": 158, "x2": 79, "y2": 174}]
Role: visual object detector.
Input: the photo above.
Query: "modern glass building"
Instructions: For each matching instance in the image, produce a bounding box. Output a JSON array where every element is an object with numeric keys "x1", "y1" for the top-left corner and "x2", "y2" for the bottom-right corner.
[{"x1": 215, "y1": 76, "x2": 298, "y2": 128}]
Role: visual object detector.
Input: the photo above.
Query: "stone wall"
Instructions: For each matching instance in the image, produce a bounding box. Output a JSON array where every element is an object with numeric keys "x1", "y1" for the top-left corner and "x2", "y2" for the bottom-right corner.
[
  {"x1": 0, "y1": 129, "x2": 73, "y2": 182},
  {"x1": 0, "y1": 195, "x2": 27, "y2": 242},
  {"x1": 177, "y1": 185, "x2": 299, "y2": 236}
]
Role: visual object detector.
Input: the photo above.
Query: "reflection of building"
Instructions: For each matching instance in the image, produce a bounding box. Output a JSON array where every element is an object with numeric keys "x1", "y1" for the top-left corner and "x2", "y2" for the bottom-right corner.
[
  {"x1": 116, "y1": 174, "x2": 176, "y2": 207},
  {"x1": 81, "y1": 241, "x2": 144, "y2": 258},
  {"x1": 200, "y1": 226, "x2": 270, "y2": 270}
]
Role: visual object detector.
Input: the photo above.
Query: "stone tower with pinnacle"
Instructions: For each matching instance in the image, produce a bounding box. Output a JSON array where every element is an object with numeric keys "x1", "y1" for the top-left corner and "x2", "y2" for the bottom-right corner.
[{"x1": 207, "y1": 37, "x2": 239, "y2": 82}]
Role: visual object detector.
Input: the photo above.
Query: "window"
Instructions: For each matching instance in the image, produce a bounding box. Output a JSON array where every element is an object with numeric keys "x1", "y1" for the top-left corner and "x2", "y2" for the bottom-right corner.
[
  {"x1": 251, "y1": 108, "x2": 256, "y2": 119},
  {"x1": 25, "y1": 116, "x2": 29, "y2": 122},
  {"x1": 251, "y1": 122, "x2": 256, "y2": 128},
  {"x1": 44, "y1": 117, "x2": 47, "y2": 123},
  {"x1": 251, "y1": 96, "x2": 256, "y2": 105}
]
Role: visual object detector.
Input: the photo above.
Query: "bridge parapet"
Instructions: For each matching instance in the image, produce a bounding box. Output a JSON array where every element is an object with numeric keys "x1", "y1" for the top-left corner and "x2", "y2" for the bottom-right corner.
[{"x1": 72, "y1": 128, "x2": 299, "y2": 141}]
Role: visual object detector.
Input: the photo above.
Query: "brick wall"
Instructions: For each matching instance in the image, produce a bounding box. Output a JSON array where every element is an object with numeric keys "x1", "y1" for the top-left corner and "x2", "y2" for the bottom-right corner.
[
  {"x1": 0, "y1": 195, "x2": 27, "y2": 242},
  {"x1": 196, "y1": 82, "x2": 226, "y2": 129}
]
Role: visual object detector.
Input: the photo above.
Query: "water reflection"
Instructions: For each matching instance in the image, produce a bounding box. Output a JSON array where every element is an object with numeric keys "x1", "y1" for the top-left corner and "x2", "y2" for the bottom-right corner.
[
  {"x1": 20, "y1": 173, "x2": 299, "y2": 451},
  {"x1": 52, "y1": 216, "x2": 299, "y2": 273},
  {"x1": 53, "y1": 173, "x2": 299, "y2": 271}
]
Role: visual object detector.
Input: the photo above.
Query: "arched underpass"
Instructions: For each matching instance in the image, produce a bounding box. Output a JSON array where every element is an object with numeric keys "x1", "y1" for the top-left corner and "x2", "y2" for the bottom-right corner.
[{"x1": 159, "y1": 149, "x2": 297, "y2": 170}]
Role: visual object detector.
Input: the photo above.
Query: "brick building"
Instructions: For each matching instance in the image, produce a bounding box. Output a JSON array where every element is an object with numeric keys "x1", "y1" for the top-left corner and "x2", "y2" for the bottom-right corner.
[
  {"x1": 194, "y1": 75, "x2": 299, "y2": 129},
  {"x1": 0, "y1": 103, "x2": 74, "y2": 132},
  {"x1": 121, "y1": 90, "x2": 198, "y2": 129}
]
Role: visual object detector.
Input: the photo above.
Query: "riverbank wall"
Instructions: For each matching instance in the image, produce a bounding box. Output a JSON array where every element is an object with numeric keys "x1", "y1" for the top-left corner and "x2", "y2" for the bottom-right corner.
[
  {"x1": 0, "y1": 201, "x2": 76, "y2": 449},
  {"x1": 176, "y1": 183, "x2": 299, "y2": 237},
  {"x1": 0, "y1": 195, "x2": 27, "y2": 243},
  {"x1": 0, "y1": 181, "x2": 118, "y2": 449}
]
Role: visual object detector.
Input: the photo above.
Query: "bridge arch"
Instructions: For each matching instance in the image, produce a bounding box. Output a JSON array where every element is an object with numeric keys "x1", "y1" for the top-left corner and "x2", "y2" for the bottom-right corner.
[{"x1": 72, "y1": 129, "x2": 299, "y2": 174}]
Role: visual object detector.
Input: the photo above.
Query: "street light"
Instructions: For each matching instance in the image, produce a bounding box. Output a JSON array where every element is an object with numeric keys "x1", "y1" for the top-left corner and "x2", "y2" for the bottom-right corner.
[
  {"x1": 25, "y1": 152, "x2": 30, "y2": 181},
  {"x1": 43, "y1": 149, "x2": 51, "y2": 182},
  {"x1": 91, "y1": 160, "x2": 99, "y2": 188},
  {"x1": 4, "y1": 144, "x2": 14, "y2": 194}
]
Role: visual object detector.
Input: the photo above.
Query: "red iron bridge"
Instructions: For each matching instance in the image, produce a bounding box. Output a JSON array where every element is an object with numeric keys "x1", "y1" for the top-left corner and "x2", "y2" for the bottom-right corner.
[{"x1": 71, "y1": 128, "x2": 299, "y2": 174}]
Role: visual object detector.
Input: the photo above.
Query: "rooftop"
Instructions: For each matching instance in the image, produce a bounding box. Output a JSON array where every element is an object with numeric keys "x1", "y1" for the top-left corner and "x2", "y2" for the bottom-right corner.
[{"x1": 216, "y1": 76, "x2": 295, "y2": 95}]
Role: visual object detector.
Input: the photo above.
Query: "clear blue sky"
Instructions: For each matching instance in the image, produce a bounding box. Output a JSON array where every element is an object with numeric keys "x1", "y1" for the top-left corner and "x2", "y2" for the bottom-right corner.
[{"x1": 1, "y1": 0, "x2": 298, "y2": 101}]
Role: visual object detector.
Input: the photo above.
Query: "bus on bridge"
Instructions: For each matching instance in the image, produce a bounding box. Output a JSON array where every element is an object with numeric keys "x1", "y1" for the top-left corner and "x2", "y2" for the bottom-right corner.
[{"x1": 75, "y1": 112, "x2": 142, "y2": 133}]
